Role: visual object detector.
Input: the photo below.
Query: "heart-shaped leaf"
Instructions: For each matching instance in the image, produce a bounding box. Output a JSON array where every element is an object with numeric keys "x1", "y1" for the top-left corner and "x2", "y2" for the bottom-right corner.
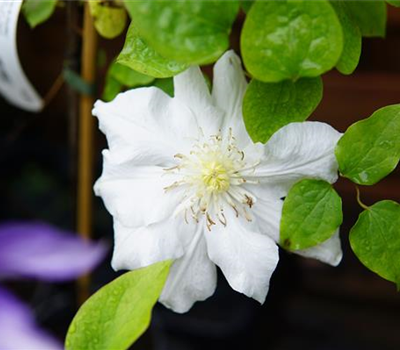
[
  {"x1": 89, "y1": 1, "x2": 127, "y2": 39},
  {"x1": 350, "y1": 200, "x2": 400, "y2": 287},
  {"x1": 280, "y1": 179, "x2": 343, "y2": 251},
  {"x1": 243, "y1": 77, "x2": 323, "y2": 143},
  {"x1": 22, "y1": 0, "x2": 58, "y2": 28},
  {"x1": 345, "y1": 0, "x2": 387, "y2": 37},
  {"x1": 241, "y1": 0, "x2": 343, "y2": 82},
  {"x1": 117, "y1": 23, "x2": 188, "y2": 78},
  {"x1": 124, "y1": 0, "x2": 239, "y2": 65},
  {"x1": 330, "y1": 1, "x2": 362, "y2": 75},
  {"x1": 335, "y1": 104, "x2": 400, "y2": 185}
]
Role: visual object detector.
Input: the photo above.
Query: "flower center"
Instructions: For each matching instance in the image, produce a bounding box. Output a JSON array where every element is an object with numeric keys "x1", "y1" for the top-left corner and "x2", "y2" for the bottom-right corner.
[
  {"x1": 164, "y1": 129, "x2": 259, "y2": 230},
  {"x1": 202, "y1": 161, "x2": 230, "y2": 193}
]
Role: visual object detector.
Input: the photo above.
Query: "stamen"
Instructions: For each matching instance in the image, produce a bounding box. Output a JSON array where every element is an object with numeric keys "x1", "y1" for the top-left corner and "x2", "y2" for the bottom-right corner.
[
  {"x1": 218, "y1": 211, "x2": 227, "y2": 227},
  {"x1": 206, "y1": 213, "x2": 216, "y2": 231},
  {"x1": 231, "y1": 205, "x2": 239, "y2": 218},
  {"x1": 174, "y1": 153, "x2": 186, "y2": 159},
  {"x1": 244, "y1": 194, "x2": 254, "y2": 208},
  {"x1": 163, "y1": 127, "x2": 261, "y2": 230},
  {"x1": 164, "y1": 165, "x2": 180, "y2": 172},
  {"x1": 164, "y1": 181, "x2": 183, "y2": 192}
]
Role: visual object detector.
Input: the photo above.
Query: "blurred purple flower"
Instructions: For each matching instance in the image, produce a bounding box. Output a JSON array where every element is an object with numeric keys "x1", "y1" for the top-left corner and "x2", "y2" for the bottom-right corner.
[
  {"x1": 0, "y1": 287, "x2": 61, "y2": 350},
  {"x1": 0, "y1": 222, "x2": 108, "y2": 350},
  {"x1": 0, "y1": 222, "x2": 107, "y2": 281}
]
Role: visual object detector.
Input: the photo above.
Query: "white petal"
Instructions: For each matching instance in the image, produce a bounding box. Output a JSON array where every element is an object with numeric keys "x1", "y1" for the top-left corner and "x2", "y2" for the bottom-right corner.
[
  {"x1": 159, "y1": 226, "x2": 217, "y2": 313},
  {"x1": 252, "y1": 198, "x2": 343, "y2": 266},
  {"x1": 252, "y1": 122, "x2": 342, "y2": 196},
  {"x1": 295, "y1": 231, "x2": 343, "y2": 267},
  {"x1": 174, "y1": 66, "x2": 223, "y2": 135},
  {"x1": 212, "y1": 50, "x2": 251, "y2": 147},
  {"x1": 94, "y1": 151, "x2": 182, "y2": 228},
  {"x1": 205, "y1": 211, "x2": 279, "y2": 304},
  {"x1": 252, "y1": 197, "x2": 283, "y2": 242},
  {"x1": 93, "y1": 87, "x2": 199, "y2": 165},
  {"x1": 111, "y1": 216, "x2": 192, "y2": 271},
  {"x1": 174, "y1": 66, "x2": 211, "y2": 112}
]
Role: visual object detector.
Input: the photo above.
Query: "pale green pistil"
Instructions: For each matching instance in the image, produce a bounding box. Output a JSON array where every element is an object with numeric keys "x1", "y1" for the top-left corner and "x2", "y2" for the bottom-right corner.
[{"x1": 201, "y1": 161, "x2": 230, "y2": 193}]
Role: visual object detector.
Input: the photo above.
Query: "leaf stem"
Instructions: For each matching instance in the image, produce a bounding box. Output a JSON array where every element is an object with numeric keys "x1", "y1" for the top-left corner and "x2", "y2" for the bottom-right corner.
[
  {"x1": 42, "y1": 71, "x2": 64, "y2": 107},
  {"x1": 355, "y1": 186, "x2": 369, "y2": 211},
  {"x1": 76, "y1": 2, "x2": 98, "y2": 305}
]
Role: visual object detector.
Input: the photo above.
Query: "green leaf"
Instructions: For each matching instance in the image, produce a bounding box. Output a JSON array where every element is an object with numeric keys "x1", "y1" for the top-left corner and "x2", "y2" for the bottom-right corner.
[
  {"x1": 22, "y1": 0, "x2": 58, "y2": 28},
  {"x1": 89, "y1": 1, "x2": 127, "y2": 39},
  {"x1": 241, "y1": 0, "x2": 254, "y2": 13},
  {"x1": 109, "y1": 62, "x2": 154, "y2": 88},
  {"x1": 345, "y1": 0, "x2": 387, "y2": 38},
  {"x1": 241, "y1": 0, "x2": 343, "y2": 82},
  {"x1": 280, "y1": 179, "x2": 343, "y2": 251},
  {"x1": 65, "y1": 261, "x2": 172, "y2": 350},
  {"x1": 335, "y1": 104, "x2": 400, "y2": 185},
  {"x1": 102, "y1": 61, "x2": 155, "y2": 101},
  {"x1": 117, "y1": 23, "x2": 188, "y2": 78},
  {"x1": 102, "y1": 63, "x2": 172, "y2": 102},
  {"x1": 350, "y1": 200, "x2": 400, "y2": 287},
  {"x1": 102, "y1": 76, "x2": 123, "y2": 102},
  {"x1": 330, "y1": 1, "x2": 362, "y2": 75},
  {"x1": 124, "y1": 0, "x2": 239, "y2": 65},
  {"x1": 243, "y1": 77, "x2": 322, "y2": 143},
  {"x1": 387, "y1": 0, "x2": 400, "y2": 7},
  {"x1": 153, "y1": 78, "x2": 174, "y2": 97}
]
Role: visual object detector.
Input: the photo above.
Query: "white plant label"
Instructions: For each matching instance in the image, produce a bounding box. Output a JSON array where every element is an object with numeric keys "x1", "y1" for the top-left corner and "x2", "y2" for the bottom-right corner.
[{"x1": 0, "y1": 0, "x2": 43, "y2": 112}]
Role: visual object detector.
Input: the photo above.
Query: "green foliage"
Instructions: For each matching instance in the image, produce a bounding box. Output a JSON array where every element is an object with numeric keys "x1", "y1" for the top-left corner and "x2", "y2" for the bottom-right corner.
[
  {"x1": 335, "y1": 104, "x2": 400, "y2": 185},
  {"x1": 153, "y1": 78, "x2": 175, "y2": 97},
  {"x1": 118, "y1": 23, "x2": 188, "y2": 78},
  {"x1": 241, "y1": 0, "x2": 254, "y2": 13},
  {"x1": 65, "y1": 261, "x2": 171, "y2": 350},
  {"x1": 89, "y1": 1, "x2": 127, "y2": 39},
  {"x1": 350, "y1": 201, "x2": 400, "y2": 287},
  {"x1": 345, "y1": 0, "x2": 387, "y2": 37},
  {"x1": 123, "y1": 0, "x2": 239, "y2": 65},
  {"x1": 103, "y1": 76, "x2": 123, "y2": 102},
  {"x1": 330, "y1": 1, "x2": 362, "y2": 75},
  {"x1": 243, "y1": 77, "x2": 322, "y2": 143},
  {"x1": 387, "y1": 0, "x2": 400, "y2": 7},
  {"x1": 241, "y1": 0, "x2": 343, "y2": 82},
  {"x1": 103, "y1": 62, "x2": 173, "y2": 101},
  {"x1": 110, "y1": 62, "x2": 154, "y2": 88},
  {"x1": 280, "y1": 180, "x2": 343, "y2": 251},
  {"x1": 22, "y1": 0, "x2": 58, "y2": 28}
]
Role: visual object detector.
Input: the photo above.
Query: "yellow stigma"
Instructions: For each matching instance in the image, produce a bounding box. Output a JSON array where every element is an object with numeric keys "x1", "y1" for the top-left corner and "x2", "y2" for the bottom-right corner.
[{"x1": 201, "y1": 161, "x2": 230, "y2": 193}]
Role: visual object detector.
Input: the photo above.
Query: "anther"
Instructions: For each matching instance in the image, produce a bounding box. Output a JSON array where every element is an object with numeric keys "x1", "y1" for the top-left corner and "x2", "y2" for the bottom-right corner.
[
  {"x1": 244, "y1": 195, "x2": 254, "y2": 208},
  {"x1": 174, "y1": 153, "x2": 186, "y2": 159}
]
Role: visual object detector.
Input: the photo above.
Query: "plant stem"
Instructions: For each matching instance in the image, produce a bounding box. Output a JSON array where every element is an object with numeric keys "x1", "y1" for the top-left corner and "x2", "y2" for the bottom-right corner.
[
  {"x1": 355, "y1": 186, "x2": 369, "y2": 211},
  {"x1": 65, "y1": 0, "x2": 79, "y2": 204},
  {"x1": 77, "y1": 2, "x2": 98, "y2": 305}
]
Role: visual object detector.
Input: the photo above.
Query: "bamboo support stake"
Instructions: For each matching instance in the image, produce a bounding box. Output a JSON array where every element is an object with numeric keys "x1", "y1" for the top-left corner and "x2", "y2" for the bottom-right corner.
[{"x1": 77, "y1": 2, "x2": 98, "y2": 304}]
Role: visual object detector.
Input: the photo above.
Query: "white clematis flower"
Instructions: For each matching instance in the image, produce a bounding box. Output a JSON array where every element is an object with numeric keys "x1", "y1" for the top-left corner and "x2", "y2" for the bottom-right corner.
[{"x1": 93, "y1": 50, "x2": 343, "y2": 313}]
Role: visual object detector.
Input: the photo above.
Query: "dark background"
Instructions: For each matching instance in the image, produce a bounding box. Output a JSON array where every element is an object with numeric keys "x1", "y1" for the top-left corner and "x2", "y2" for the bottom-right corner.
[{"x1": 1, "y1": 5, "x2": 400, "y2": 350}]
